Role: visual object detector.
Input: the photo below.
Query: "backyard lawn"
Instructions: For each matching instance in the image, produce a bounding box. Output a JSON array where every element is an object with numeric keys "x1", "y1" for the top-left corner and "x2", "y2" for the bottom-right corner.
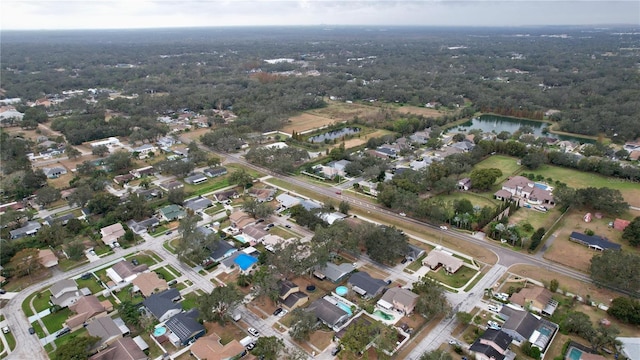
[
  {"x1": 474, "y1": 155, "x2": 523, "y2": 183},
  {"x1": 180, "y1": 293, "x2": 199, "y2": 310},
  {"x1": 41, "y1": 308, "x2": 71, "y2": 333},
  {"x1": 75, "y1": 277, "x2": 104, "y2": 294}
]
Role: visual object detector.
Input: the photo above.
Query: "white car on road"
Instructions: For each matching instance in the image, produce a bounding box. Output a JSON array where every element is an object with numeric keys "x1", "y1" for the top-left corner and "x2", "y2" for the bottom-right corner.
[{"x1": 247, "y1": 327, "x2": 260, "y2": 337}]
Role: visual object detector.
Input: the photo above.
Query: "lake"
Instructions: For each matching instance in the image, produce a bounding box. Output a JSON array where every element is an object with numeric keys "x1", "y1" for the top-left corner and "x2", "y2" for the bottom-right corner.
[
  {"x1": 308, "y1": 127, "x2": 360, "y2": 143},
  {"x1": 452, "y1": 115, "x2": 594, "y2": 143}
]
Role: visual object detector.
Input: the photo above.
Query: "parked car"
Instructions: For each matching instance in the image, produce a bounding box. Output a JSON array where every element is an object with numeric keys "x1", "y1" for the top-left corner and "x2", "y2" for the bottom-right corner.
[
  {"x1": 0, "y1": 289, "x2": 6, "y2": 294},
  {"x1": 285, "y1": 224, "x2": 291, "y2": 228},
  {"x1": 401, "y1": 258, "x2": 408, "y2": 264},
  {"x1": 131, "y1": 258, "x2": 139, "y2": 266},
  {"x1": 487, "y1": 321, "x2": 501, "y2": 330},
  {"x1": 335, "y1": 191, "x2": 342, "y2": 195},
  {"x1": 488, "y1": 305, "x2": 501, "y2": 313},
  {"x1": 399, "y1": 212, "x2": 407, "y2": 217},
  {"x1": 246, "y1": 342, "x2": 255, "y2": 350},
  {"x1": 80, "y1": 273, "x2": 91, "y2": 280},
  {"x1": 165, "y1": 231, "x2": 173, "y2": 235},
  {"x1": 2, "y1": 326, "x2": 9, "y2": 334},
  {"x1": 256, "y1": 219, "x2": 265, "y2": 223},
  {"x1": 273, "y1": 308, "x2": 283, "y2": 316},
  {"x1": 267, "y1": 223, "x2": 275, "y2": 228},
  {"x1": 28, "y1": 327, "x2": 36, "y2": 335},
  {"x1": 440, "y1": 225, "x2": 448, "y2": 230},
  {"x1": 248, "y1": 328, "x2": 260, "y2": 337},
  {"x1": 55, "y1": 328, "x2": 71, "y2": 338},
  {"x1": 448, "y1": 339, "x2": 459, "y2": 345},
  {"x1": 331, "y1": 346, "x2": 342, "y2": 356},
  {"x1": 278, "y1": 309, "x2": 288, "y2": 317}
]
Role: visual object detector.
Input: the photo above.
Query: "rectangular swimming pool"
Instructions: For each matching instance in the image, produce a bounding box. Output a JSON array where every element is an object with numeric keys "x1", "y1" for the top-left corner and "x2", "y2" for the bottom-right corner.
[{"x1": 567, "y1": 347, "x2": 583, "y2": 360}]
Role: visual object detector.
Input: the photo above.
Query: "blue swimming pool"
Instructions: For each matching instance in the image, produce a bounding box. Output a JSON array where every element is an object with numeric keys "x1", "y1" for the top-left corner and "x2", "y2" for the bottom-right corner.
[
  {"x1": 234, "y1": 235, "x2": 247, "y2": 243},
  {"x1": 153, "y1": 326, "x2": 167, "y2": 337},
  {"x1": 567, "y1": 347, "x2": 583, "y2": 360},
  {"x1": 234, "y1": 253, "x2": 258, "y2": 271},
  {"x1": 336, "y1": 301, "x2": 352, "y2": 315},
  {"x1": 535, "y1": 182, "x2": 552, "y2": 191},
  {"x1": 335, "y1": 286, "x2": 348, "y2": 296}
]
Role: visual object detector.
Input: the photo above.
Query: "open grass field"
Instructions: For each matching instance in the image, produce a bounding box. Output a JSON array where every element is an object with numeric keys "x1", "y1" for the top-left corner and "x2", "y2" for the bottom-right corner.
[
  {"x1": 331, "y1": 129, "x2": 394, "y2": 150},
  {"x1": 282, "y1": 113, "x2": 340, "y2": 134},
  {"x1": 474, "y1": 155, "x2": 523, "y2": 183},
  {"x1": 435, "y1": 192, "x2": 499, "y2": 209},
  {"x1": 283, "y1": 101, "x2": 382, "y2": 134},
  {"x1": 507, "y1": 206, "x2": 562, "y2": 233},
  {"x1": 525, "y1": 164, "x2": 640, "y2": 207},
  {"x1": 393, "y1": 105, "x2": 445, "y2": 118}
]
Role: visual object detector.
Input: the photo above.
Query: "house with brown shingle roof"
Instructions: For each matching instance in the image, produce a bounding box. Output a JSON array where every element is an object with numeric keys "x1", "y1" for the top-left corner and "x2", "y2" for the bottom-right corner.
[
  {"x1": 65, "y1": 295, "x2": 110, "y2": 330},
  {"x1": 510, "y1": 286, "x2": 558, "y2": 316},
  {"x1": 89, "y1": 337, "x2": 148, "y2": 360},
  {"x1": 131, "y1": 272, "x2": 168, "y2": 297},
  {"x1": 422, "y1": 249, "x2": 463, "y2": 274},
  {"x1": 100, "y1": 223, "x2": 125, "y2": 248},
  {"x1": 229, "y1": 210, "x2": 254, "y2": 230},
  {"x1": 38, "y1": 249, "x2": 59, "y2": 268},
  {"x1": 377, "y1": 287, "x2": 419, "y2": 315},
  {"x1": 107, "y1": 260, "x2": 148, "y2": 283},
  {"x1": 190, "y1": 333, "x2": 245, "y2": 360}
]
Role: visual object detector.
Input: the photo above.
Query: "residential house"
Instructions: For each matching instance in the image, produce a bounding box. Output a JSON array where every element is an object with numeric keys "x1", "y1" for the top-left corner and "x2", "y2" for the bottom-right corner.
[
  {"x1": 557, "y1": 141, "x2": 578, "y2": 153},
  {"x1": 131, "y1": 144, "x2": 157, "y2": 159},
  {"x1": 278, "y1": 280, "x2": 309, "y2": 310},
  {"x1": 241, "y1": 224, "x2": 269, "y2": 243},
  {"x1": 114, "y1": 174, "x2": 135, "y2": 185},
  {"x1": 498, "y1": 176, "x2": 555, "y2": 206},
  {"x1": 135, "y1": 187, "x2": 162, "y2": 200},
  {"x1": 347, "y1": 272, "x2": 387, "y2": 299},
  {"x1": 143, "y1": 288, "x2": 182, "y2": 322},
  {"x1": 184, "y1": 173, "x2": 208, "y2": 185},
  {"x1": 89, "y1": 337, "x2": 148, "y2": 360},
  {"x1": 307, "y1": 298, "x2": 350, "y2": 331},
  {"x1": 451, "y1": 140, "x2": 475, "y2": 152},
  {"x1": 43, "y1": 213, "x2": 75, "y2": 226},
  {"x1": 106, "y1": 260, "x2": 148, "y2": 283},
  {"x1": 261, "y1": 234, "x2": 293, "y2": 252},
  {"x1": 405, "y1": 244, "x2": 425, "y2": 262},
  {"x1": 157, "y1": 136, "x2": 177, "y2": 149},
  {"x1": 214, "y1": 189, "x2": 239, "y2": 202},
  {"x1": 510, "y1": 286, "x2": 559, "y2": 316},
  {"x1": 377, "y1": 287, "x2": 419, "y2": 315},
  {"x1": 469, "y1": 328, "x2": 513, "y2": 360},
  {"x1": 617, "y1": 337, "x2": 640, "y2": 360},
  {"x1": 375, "y1": 146, "x2": 398, "y2": 159},
  {"x1": 184, "y1": 196, "x2": 213, "y2": 212},
  {"x1": 90, "y1": 137, "x2": 121, "y2": 148},
  {"x1": 158, "y1": 204, "x2": 186, "y2": 221},
  {"x1": 38, "y1": 249, "x2": 59, "y2": 268},
  {"x1": 132, "y1": 272, "x2": 168, "y2": 297},
  {"x1": 499, "y1": 306, "x2": 558, "y2": 351},
  {"x1": 86, "y1": 316, "x2": 123, "y2": 347},
  {"x1": 458, "y1": 178, "x2": 472, "y2": 191},
  {"x1": 203, "y1": 167, "x2": 227, "y2": 178},
  {"x1": 319, "y1": 211, "x2": 348, "y2": 225},
  {"x1": 422, "y1": 249, "x2": 463, "y2": 274},
  {"x1": 100, "y1": 223, "x2": 125, "y2": 248},
  {"x1": 172, "y1": 145, "x2": 190, "y2": 157},
  {"x1": 248, "y1": 187, "x2": 276, "y2": 203},
  {"x1": 313, "y1": 262, "x2": 355, "y2": 283},
  {"x1": 358, "y1": 180, "x2": 379, "y2": 196},
  {"x1": 229, "y1": 210, "x2": 254, "y2": 230},
  {"x1": 207, "y1": 240, "x2": 237, "y2": 263},
  {"x1": 165, "y1": 309, "x2": 206, "y2": 346},
  {"x1": 190, "y1": 333, "x2": 245, "y2": 360},
  {"x1": 42, "y1": 166, "x2": 67, "y2": 179},
  {"x1": 300, "y1": 199, "x2": 322, "y2": 211},
  {"x1": 9, "y1": 220, "x2": 41, "y2": 239},
  {"x1": 276, "y1": 193, "x2": 302, "y2": 209},
  {"x1": 130, "y1": 166, "x2": 155, "y2": 178},
  {"x1": 569, "y1": 231, "x2": 621, "y2": 251},
  {"x1": 65, "y1": 295, "x2": 111, "y2": 330},
  {"x1": 327, "y1": 160, "x2": 351, "y2": 177},
  {"x1": 126, "y1": 217, "x2": 159, "y2": 235},
  {"x1": 159, "y1": 180, "x2": 184, "y2": 192},
  {"x1": 50, "y1": 279, "x2": 80, "y2": 308},
  {"x1": 410, "y1": 130, "x2": 431, "y2": 144},
  {"x1": 409, "y1": 157, "x2": 433, "y2": 171}
]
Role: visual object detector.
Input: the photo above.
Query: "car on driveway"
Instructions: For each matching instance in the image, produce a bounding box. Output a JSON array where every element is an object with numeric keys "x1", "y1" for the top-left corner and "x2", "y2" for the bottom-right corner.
[
  {"x1": 246, "y1": 342, "x2": 256, "y2": 350},
  {"x1": 448, "y1": 339, "x2": 459, "y2": 346},
  {"x1": 488, "y1": 304, "x2": 501, "y2": 312},
  {"x1": 285, "y1": 224, "x2": 291, "y2": 228},
  {"x1": 278, "y1": 309, "x2": 288, "y2": 317},
  {"x1": 273, "y1": 308, "x2": 283, "y2": 316},
  {"x1": 165, "y1": 231, "x2": 173, "y2": 235},
  {"x1": 487, "y1": 321, "x2": 501, "y2": 330},
  {"x1": 248, "y1": 327, "x2": 260, "y2": 337}
]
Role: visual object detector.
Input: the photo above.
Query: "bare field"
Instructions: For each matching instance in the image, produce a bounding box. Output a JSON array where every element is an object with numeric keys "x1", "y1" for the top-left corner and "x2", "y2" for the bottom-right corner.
[
  {"x1": 393, "y1": 105, "x2": 445, "y2": 118},
  {"x1": 543, "y1": 238, "x2": 595, "y2": 273},
  {"x1": 282, "y1": 113, "x2": 340, "y2": 134},
  {"x1": 179, "y1": 128, "x2": 211, "y2": 142},
  {"x1": 329, "y1": 129, "x2": 393, "y2": 150}
]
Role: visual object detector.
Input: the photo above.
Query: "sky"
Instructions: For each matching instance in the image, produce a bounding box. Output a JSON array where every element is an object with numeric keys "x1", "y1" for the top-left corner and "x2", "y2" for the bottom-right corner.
[{"x1": 1, "y1": 0, "x2": 639, "y2": 30}]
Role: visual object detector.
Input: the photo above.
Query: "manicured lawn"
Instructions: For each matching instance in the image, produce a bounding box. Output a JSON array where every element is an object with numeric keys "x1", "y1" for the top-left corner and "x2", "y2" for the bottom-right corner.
[
  {"x1": 154, "y1": 267, "x2": 176, "y2": 282},
  {"x1": 175, "y1": 283, "x2": 187, "y2": 291},
  {"x1": 474, "y1": 155, "x2": 523, "y2": 183},
  {"x1": 150, "y1": 224, "x2": 170, "y2": 237},
  {"x1": 76, "y1": 276, "x2": 104, "y2": 295},
  {"x1": 406, "y1": 254, "x2": 427, "y2": 272},
  {"x1": 426, "y1": 266, "x2": 478, "y2": 289},
  {"x1": 30, "y1": 321, "x2": 46, "y2": 338},
  {"x1": 22, "y1": 292, "x2": 38, "y2": 317},
  {"x1": 53, "y1": 328, "x2": 87, "y2": 349},
  {"x1": 435, "y1": 192, "x2": 498, "y2": 209},
  {"x1": 41, "y1": 308, "x2": 71, "y2": 333},
  {"x1": 140, "y1": 333, "x2": 165, "y2": 359},
  {"x1": 125, "y1": 252, "x2": 158, "y2": 267},
  {"x1": 184, "y1": 178, "x2": 231, "y2": 197},
  {"x1": 58, "y1": 258, "x2": 89, "y2": 272},
  {"x1": 32, "y1": 292, "x2": 52, "y2": 313},
  {"x1": 523, "y1": 164, "x2": 640, "y2": 207},
  {"x1": 268, "y1": 226, "x2": 301, "y2": 240},
  {"x1": 166, "y1": 265, "x2": 181, "y2": 277},
  {"x1": 163, "y1": 239, "x2": 177, "y2": 253},
  {"x1": 4, "y1": 332, "x2": 15, "y2": 352},
  {"x1": 116, "y1": 285, "x2": 144, "y2": 305},
  {"x1": 94, "y1": 245, "x2": 113, "y2": 256},
  {"x1": 181, "y1": 293, "x2": 199, "y2": 310}
]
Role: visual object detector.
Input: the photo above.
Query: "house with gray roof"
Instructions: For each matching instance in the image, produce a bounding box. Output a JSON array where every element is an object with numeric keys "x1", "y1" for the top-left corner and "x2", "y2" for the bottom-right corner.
[
  {"x1": 499, "y1": 306, "x2": 558, "y2": 351},
  {"x1": 184, "y1": 173, "x2": 208, "y2": 185},
  {"x1": 10, "y1": 221, "x2": 41, "y2": 239},
  {"x1": 300, "y1": 200, "x2": 322, "y2": 211},
  {"x1": 184, "y1": 196, "x2": 213, "y2": 212},
  {"x1": 469, "y1": 328, "x2": 514, "y2": 360},
  {"x1": 348, "y1": 272, "x2": 387, "y2": 299},
  {"x1": 569, "y1": 231, "x2": 621, "y2": 251},
  {"x1": 143, "y1": 288, "x2": 182, "y2": 322},
  {"x1": 451, "y1": 140, "x2": 476, "y2": 152},
  {"x1": 203, "y1": 167, "x2": 227, "y2": 178},
  {"x1": 50, "y1": 279, "x2": 82, "y2": 308},
  {"x1": 276, "y1": 193, "x2": 302, "y2": 208},
  {"x1": 43, "y1": 213, "x2": 75, "y2": 226},
  {"x1": 214, "y1": 189, "x2": 239, "y2": 202},
  {"x1": 307, "y1": 298, "x2": 350, "y2": 331},
  {"x1": 126, "y1": 217, "x2": 159, "y2": 235},
  {"x1": 313, "y1": 262, "x2": 355, "y2": 283},
  {"x1": 165, "y1": 309, "x2": 206, "y2": 346},
  {"x1": 42, "y1": 166, "x2": 67, "y2": 179},
  {"x1": 86, "y1": 316, "x2": 123, "y2": 348},
  {"x1": 207, "y1": 240, "x2": 237, "y2": 262}
]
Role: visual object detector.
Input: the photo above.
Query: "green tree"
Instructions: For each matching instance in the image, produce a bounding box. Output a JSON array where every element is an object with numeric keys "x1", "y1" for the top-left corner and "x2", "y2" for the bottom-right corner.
[
  {"x1": 413, "y1": 276, "x2": 450, "y2": 319},
  {"x1": 288, "y1": 308, "x2": 319, "y2": 341},
  {"x1": 561, "y1": 311, "x2": 594, "y2": 339},
  {"x1": 456, "y1": 311, "x2": 473, "y2": 324},
  {"x1": 549, "y1": 279, "x2": 559, "y2": 293},
  {"x1": 65, "y1": 146, "x2": 82, "y2": 159},
  {"x1": 92, "y1": 144, "x2": 110, "y2": 156},
  {"x1": 469, "y1": 168, "x2": 502, "y2": 191},
  {"x1": 197, "y1": 284, "x2": 244, "y2": 324},
  {"x1": 176, "y1": 214, "x2": 218, "y2": 264},
  {"x1": 590, "y1": 250, "x2": 640, "y2": 294},
  {"x1": 607, "y1": 297, "x2": 640, "y2": 325},
  {"x1": 118, "y1": 300, "x2": 141, "y2": 326},
  {"x1": 8, "y1": 248, "x2": 43, "y2": 278},
  {"x1": 168, "y1": 188, "x2": 186, "y2": 205},
  {"x1": 253, "y1": 336, "x2": 285, "y2": 360},
  {"x1": 105, "y1": 150, "x2": 133, "y2": 174},
  {"x1": 23, "y1": 106, "x2": 48, "y2": 123},
  {"x1": 228, "y1": 169, "x2": 254, "y2": 189},
  {"x1": 339, "y1": 320, "x2": 376, "y2": 355},
  {"x1": 36, "y1": 186, "x2": 61, "y2": 207},
  {"x1": 65, "y1": 241, "x2": 86, "y2": 261},
  {"x1": 242, "y1": 197, "x2": 274, "y2": 219},
  {"x1": 52, "y1": 335, "x2": 100, "y2": 360},
  {"x1": 622, "y1": 216, "x2": 640, "y2": 246},
  {"x1": 338, "y1": 200, "x2": 350, "y2": 215}
]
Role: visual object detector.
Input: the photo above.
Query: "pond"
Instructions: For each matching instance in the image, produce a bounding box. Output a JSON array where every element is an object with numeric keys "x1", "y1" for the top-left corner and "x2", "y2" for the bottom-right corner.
[
  {"x1": 452, "y1": 115, "x2": 594, "y2": 143},
  {"x1": 308, "y1": 127, "x2": 360, "y2": 143}
]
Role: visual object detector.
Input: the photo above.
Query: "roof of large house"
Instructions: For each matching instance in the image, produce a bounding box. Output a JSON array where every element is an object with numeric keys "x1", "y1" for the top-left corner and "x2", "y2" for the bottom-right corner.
[
  {"x1": 278, "y1": 280, "x2": 299, "y2": 298},
  {"x1": 185, "y1": 173, "x2": 207, "y2": 183},
  {"x1": 86, "y1": 316, "x2": 122, "y2": 345},
  {"x1": 423, "y1": 249, "x2": 464, "y2": 273},
  {"x1": 190, "y1": 334, "x2": 245, "y2": 360},
  {"x1": 143, "y1": 288, "x2": 181, "y2": 319},
  {"x1": 282, "y1": 292, "x2": 309, "y2": 309},
  {"x1": 112, "y1": 260, "x2": 148, "y2": 280},
  {"x1": 479, "y1": 328, "x2": 512, "y2": 351},
  {"x1": 208, "y1": 240, "x2": 237, "y2": 261},
  {"x1": 379, "y1": 287, "x2": 419, "y2": 308},
  {"x1": 67, "y1": 295, "x2": 106, "y2": 328},
  {"x1": 348, "y1": 272, "x2": 387, "y2": 297},
  {"x1": 499, "y1": 306, "x2": 541, "y2": 339},
  {"x1": 89, "y1": 337, "x2": 147, "y2": 360},
  {"x1": 469, "y1": 341, "x2": 506, "y2": 360},
  {"x1": 132, "y1": 272, "x2": 168, "y2": 297},
  {"x1": 276, "y1": 193, "x2": 302, "y2": 208},
  {"x1": 9, "y1": 221, "x2": 41, "y2": 238},
  {"x1": 184, "y1": 197, "x2": 213, "y2": 211},
  {"x1": 38, "y1": 248, "x2": 59, "y2": 268},
  {"x1": 101, "y1": 223, "x2": 125, "y2": 236},
  {"x1": 316, "y1": 262, "x2": 355, "y2": 282},
  {"x1": 569, "y1": 231, "x2": 622, "y2": 250},
  {"x1": 165, "y1": 309, "x2": 205, "y2": 343},
  {"x1": 159, "y1": 204, "x2": 186, "y2": 219},
  {"x1": 203, "y1": 167, "x2": 227, "y2": 177},
  {"x1": 307, "y1": 298, "x2": 349, "y2": 327},
  {"x1": 494, "y1": 189, "x2": 514, "y2": 199},
  {"x1": 50, "y1": 279, "x2": 78, "y2": 298},
  {"x1": 126, "y1": 217, "x2": 159, "y2": 233},
  {"x1": 214, "y1": 189, "x2": 238, "y2": 201},
  {"x1": 510, "y1": 286, "x2": 552, "y2": 308},
  {"x1": 242, "y1": 225, "x2": 268, "y2": 240}
]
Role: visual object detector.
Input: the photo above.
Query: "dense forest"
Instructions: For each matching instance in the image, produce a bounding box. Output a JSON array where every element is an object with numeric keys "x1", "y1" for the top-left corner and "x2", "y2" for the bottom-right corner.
[{"x1": 2, "y1": 26, "x2": 640, "y2": 141}]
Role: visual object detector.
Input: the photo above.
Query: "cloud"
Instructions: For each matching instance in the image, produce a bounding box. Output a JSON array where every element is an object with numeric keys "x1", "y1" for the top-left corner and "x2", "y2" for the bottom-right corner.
[{"x1": 2, "y1": 0, "x2": 638, "y2": 30}]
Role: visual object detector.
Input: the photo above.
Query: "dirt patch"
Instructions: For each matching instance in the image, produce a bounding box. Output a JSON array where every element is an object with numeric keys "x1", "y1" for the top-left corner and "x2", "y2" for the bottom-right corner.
[
  {"x1": 359, "y1": 264, "x2": 390, "y2": 280},
  {"x1": 308, "y1": 329, "x2": 334, "y2": 352},
  {"x1": 508, "y1": 264, "x2": 620, "y2": 305},
  {"x1": 204, "y1": 321, "x2": 247, "y2": 343},
  {"x1": 216, "y1": 268, "x2": 239, "y2": 284},
  {"x1": 328, "y1": 129, "x2": 392, "y2": 150},
  {"x1": 282, "y1": 113, "x2": 340, "y2": 134},
  {"x1": 543, "y1": 238, "x2": 595, "y2": 273},
  {"x1": 394, "y1": 106, "x2": 444, "y2": 118},
  {"x1": 179, "y1": 128, "x2": 211, "y2": 142},
  {"x1": 251, "y1": 295, "x2": 278, "y2": 317}
]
